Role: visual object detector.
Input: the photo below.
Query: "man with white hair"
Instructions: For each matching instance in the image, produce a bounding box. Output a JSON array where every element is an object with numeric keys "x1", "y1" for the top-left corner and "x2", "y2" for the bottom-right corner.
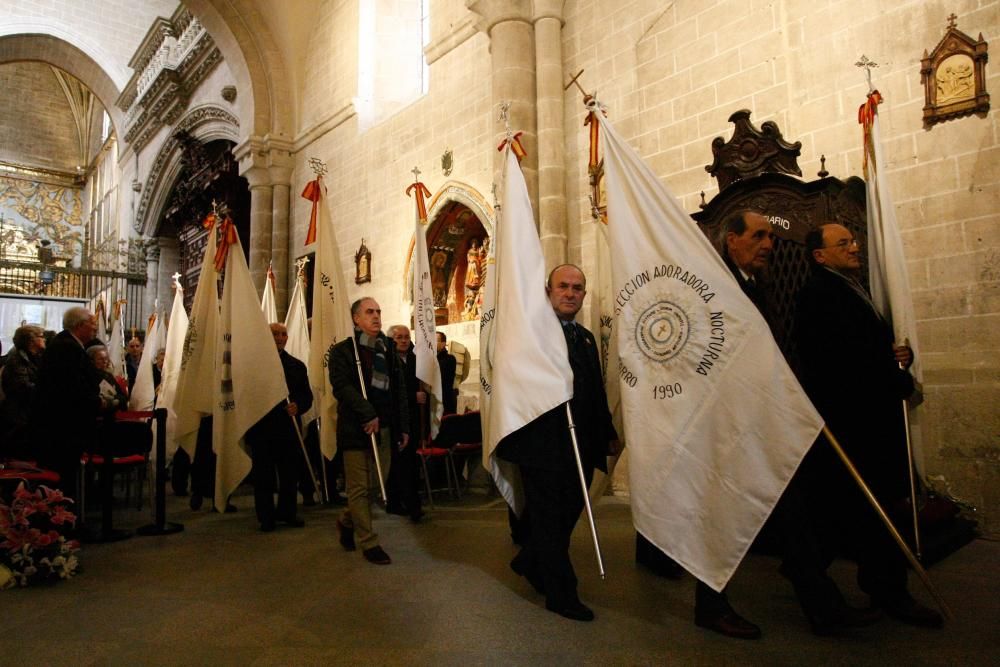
[{"x1": 33, "y1": 306, "x2": 106, "y2": 499}]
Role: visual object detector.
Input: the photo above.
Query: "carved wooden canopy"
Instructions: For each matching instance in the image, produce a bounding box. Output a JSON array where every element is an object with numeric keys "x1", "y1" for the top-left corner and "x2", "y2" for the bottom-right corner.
[{"x1": 705, "y1": 110, "x2": 803, "y2": 191}]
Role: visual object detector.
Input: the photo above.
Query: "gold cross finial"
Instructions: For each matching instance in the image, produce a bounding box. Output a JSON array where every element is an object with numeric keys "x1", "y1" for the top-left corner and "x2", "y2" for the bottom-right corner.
[
  {"x1": 947, "y1": 13, "x2": 958, "y2": 28},
  {"x1": 308, "y1": 158, "x2": 328, "y2": 177}
]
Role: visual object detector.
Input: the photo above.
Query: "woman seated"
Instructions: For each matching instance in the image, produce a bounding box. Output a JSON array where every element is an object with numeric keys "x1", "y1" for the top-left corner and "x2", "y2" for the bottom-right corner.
[
  {"x1": 0, "y1": 325, "x2": 46, "y2": 460},
  {"x1": 87, "y1": 345, "x2": 128, "y2": 413}
]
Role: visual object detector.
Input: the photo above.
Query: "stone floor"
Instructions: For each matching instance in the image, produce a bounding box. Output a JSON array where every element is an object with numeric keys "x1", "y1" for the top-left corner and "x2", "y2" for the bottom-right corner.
[{"x1": 3, "y1": 490, "x2": 998, "y2": 666}]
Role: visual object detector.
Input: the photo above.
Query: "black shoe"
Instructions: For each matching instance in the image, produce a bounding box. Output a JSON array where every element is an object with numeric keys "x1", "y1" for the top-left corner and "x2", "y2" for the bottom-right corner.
[
  {"x1": 277, "y1": 516, "x2": 305, "y2": 528},
  {"x1": 173, "y1": 490, "x2": 189, "y2": 497},
  {"x1": 260, "y1": 521, "x2": 276, "y2": 533},
  {"x1": 695, "y1": 611, "x2": 762, "y2": 640},
  {"x1": 877, "y1": 595, "x2": 943, "y2": 628},
  {"x1": 225, "y1": 503, "x2": 237, "y2": 513},
  {"x1": 363, "y1": 545, "x2": 392, "y2": 565},
  {"x1": 510, "y1": 554, "x2": 545, "y2": 595},
  {"x1": 337, "y1": 518, "x2": 356, "y2": 551},
  {"x1": 302, "y1": 494, "x2": 317, "y2": 507},
  {"x1": 545, "y1": 599, "x2": 594, "y2": 622},
  {"x1": 409, "y1": 510, "x2": 425, "y2": 523},
  {"x1": 190, "y1": 493, "x2": 203, "y2": 511},
  {"x1": 809, "y1": 599, "x2": 882, "y2": 636}
]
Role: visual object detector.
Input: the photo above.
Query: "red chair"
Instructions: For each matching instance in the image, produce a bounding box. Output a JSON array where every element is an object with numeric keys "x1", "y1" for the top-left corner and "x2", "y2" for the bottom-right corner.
[
  {"x1": 78, "y1": 411, "x2": 153, "y2": 518},
  {"x1": 0, "y1": 461, "x2": 61, "y2": 493},
  {"x1": 415, "y1": 443, "x2": 459, "y2": 508}
]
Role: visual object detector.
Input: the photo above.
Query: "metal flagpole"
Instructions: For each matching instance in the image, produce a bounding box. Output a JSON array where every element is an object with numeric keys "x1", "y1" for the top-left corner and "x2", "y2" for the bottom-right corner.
[
  {"x1": 350, "y1": 334, "x2": 388, "y2": 503},
  {"x1": 287, "y1": 402, "x2": 320, "y2": 498},
  {"x1": 317, "y1": 420, "x2": 331, "y2": 503},
  {"x1": 857, "y1": 55, "x2": 923, "y2": 561},
  {"x1": 821, "y1": 425, "x2": 950, "y2": 619},
  {"x1": 565, "y1": 403, "x2": 606, "y2": 579},
  {"x1": 899, "y1": 354, "x2": 922, "y2": 561}
]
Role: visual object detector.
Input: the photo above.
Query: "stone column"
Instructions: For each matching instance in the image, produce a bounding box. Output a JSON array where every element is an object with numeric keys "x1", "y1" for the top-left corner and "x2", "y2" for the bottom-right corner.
[
  {"x1": 143, "y1": 240, "x2": 161, "y2": 324},
  {"x1": 534, "y1": 0, "x2": 567, "y2": 266},
  {"x1": 269, "y1": 151, "x2": 293, "y2": 319},
  {"x1": 244, "y1": 167, "x2": 273, "y2": 296},
  {"x1": 468, "y1": 0, "x2": 539, "y2": 226}
]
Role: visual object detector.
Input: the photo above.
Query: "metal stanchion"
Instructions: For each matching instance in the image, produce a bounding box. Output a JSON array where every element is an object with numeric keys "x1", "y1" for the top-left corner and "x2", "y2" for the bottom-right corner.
[{"x1": 137, "y1": 408, "x2": 184, "y2": 536}]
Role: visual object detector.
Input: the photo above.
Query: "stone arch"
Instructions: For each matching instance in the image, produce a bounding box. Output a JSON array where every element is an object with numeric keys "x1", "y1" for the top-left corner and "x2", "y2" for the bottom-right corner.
[
  {"x1": 404, "y1": 182, "x2": 494, "y2": 324},
  {"x1": 183, "y1": 0, "x2": 293, "y2": 143},
  {"x1": 0, "y1": 33, "x2": 124, "y2": 151},
  {"x1": 136, "y1": 105, "x2": 240, "y2": 236}
]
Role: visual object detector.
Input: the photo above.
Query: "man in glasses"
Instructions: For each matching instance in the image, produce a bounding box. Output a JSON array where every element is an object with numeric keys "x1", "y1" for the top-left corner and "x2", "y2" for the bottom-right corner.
[{"x1": 793, "y1": 223, "x2": 942, "y2": 629}]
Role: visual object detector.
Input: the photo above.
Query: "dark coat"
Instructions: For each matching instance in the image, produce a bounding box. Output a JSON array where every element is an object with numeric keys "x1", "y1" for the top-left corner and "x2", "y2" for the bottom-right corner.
[
  {"x1": 0, "y1": 348, "x2": 42, "y2": 458},
  {"x1": 33, "y1": 330, "x2": 102, "y2": 464},
  {"x1": 398, "y1": 347, "x2": 422, "y2": 440},
  {"x1": 497, "y1": 321, "x2": 617, "y2": 473},
  {"x1": 437, "y1": 349, "x2": 458, "y2": 414},
  {"x1": 246, "y1": 348, "x2": 313, "y2": 451},
  {"x1": 795, "y1": 267, "x2": 914, "y2": 499},
  {"x1": 328, "y1": 332, "x2": 409, "y2": 451}
]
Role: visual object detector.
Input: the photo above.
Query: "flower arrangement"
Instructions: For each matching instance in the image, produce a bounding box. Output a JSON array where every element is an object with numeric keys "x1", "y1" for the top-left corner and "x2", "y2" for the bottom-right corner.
[{"x1": 0, "y1": 482, "x2": 80, "y2": 588}]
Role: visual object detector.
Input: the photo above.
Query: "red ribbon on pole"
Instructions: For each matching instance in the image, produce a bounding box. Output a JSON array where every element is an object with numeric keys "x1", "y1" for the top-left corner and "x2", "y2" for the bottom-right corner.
[
  {"x1": 207, "y1": 213, "x2": 237, "y2": 272},
  {"x1": 858, "y1": 89, "x2": 883, "y2": 172},
  {"x1": 497, "y1": 131, "x2": 527, "y2": 161},
  {"x1": 301, "y1": 177, "x2": 323, "y2": 246},
  {"x1": 406, "y1": 181, "x2": 432, "y2": 221},
  {"x1": 147, "y1": 311, "x2": 157, "y2": 332}
]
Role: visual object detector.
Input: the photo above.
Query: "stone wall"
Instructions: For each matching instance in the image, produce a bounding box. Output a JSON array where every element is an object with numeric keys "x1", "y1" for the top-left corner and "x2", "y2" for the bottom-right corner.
[
  {"x1": 0, "y1": 62, "x2": 80, "y2": 172},
  {"x1": 293, "y1": 0, "x2": 493, "y2": 360},
  {"x1": 559, "y1": 0, "x2": 999, "y2": 530}
]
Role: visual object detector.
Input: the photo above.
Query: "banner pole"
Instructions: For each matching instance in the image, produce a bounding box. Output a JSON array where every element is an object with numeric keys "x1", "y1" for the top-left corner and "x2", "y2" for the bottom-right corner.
[
  {"x1": 901, "y1": 395, "x2": 922, "y2": 561},
  {"x1": 566, "y1": 403, "x2": 606, "y2": 579},
  {"x1": 350, "y1": 334, "x2": 387, "y2": 503},
  {"x1": 821, "y1": 425, "x2": 949, "y2": 619},
  {"x1": 287, "y1": 403, "x2": 320, "y2": 499}
]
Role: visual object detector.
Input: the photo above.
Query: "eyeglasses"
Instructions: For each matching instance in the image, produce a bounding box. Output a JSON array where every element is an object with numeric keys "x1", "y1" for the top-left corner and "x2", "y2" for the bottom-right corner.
[{"x1": 824, "y1": 238, "x2": 859, "y2": 249}]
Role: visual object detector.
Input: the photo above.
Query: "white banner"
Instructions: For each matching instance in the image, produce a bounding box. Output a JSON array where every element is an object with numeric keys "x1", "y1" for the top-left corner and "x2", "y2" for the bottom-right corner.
[
  {"x1": 596, "y1": 110, "x2": 823, "y2": 591},
  {"x1": 479, "y1": 147, "x2": 573, "y2": 513}
]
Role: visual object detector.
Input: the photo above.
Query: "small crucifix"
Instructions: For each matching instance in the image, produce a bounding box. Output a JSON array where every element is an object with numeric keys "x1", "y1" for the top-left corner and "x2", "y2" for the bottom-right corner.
[
  {"x1": 411, "y1": 165, "x2": 421, "y2": 182},
  {"x1": 172, "y1": 272, "x2": 182, "y2": 289},
  {"x1": 855, "y1": 54, "x2": 879, "y2": 92},
  {"x1": 947, "y1": 13, "x2": 958, "y2": 29},
  {"x1": 564, "y1": 69, "x2": 593, "y2": 102}
]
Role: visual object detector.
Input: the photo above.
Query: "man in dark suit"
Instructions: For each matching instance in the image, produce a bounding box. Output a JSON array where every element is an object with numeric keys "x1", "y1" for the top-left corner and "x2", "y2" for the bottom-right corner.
[
  {"x1": 636, "y1": 210, "x2": 781, "y2": 639},
  {"x1": 498, "y1": 264, "x2": 618, "y2": 622},
  {"x1": 33, "y1": 307, "x2": 105, "y2": 500},
  {"x1": 245, "y1": 323, "x2": 313, "y2": 532},
  {"x1": 387, "y1": 324, "x2": 424, "y2": 522},
  {"x1": 435, "y1": 331, "x2": 458, "y2": 414},
  {"x1": 794, "y1": 223, "x2": 942, "y2": 628}
]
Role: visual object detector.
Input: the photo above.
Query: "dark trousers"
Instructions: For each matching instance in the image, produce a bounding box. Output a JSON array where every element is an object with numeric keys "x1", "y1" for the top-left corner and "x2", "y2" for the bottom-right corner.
[
  {"x1": 171, "y1": 448, "x2": 191, "y2": 495},
  {"x1": 786, "y1": 446, "x2": 908, "y2": 603},
  {"x1": 516, "y1": 463, "x2": 593, "y2": 607},
  {"x1": 387, "y1": 440, "x2": 421, "y2": 515},
  {"x1": 191, "y1": 417, "x2": 216, "y2": 502},
  {"x1": 248, "y1": 418, "x2": 300, "y2": 524}
]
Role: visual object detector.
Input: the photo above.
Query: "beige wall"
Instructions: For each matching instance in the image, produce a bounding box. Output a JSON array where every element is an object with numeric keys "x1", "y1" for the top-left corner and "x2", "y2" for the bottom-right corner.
[{"x1": 288, "y1": 0, "x2": 998, "y2": 530}]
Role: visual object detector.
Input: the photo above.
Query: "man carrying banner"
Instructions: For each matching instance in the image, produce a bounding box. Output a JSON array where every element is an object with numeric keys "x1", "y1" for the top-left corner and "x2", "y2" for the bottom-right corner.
[
  {"x1": 794, "y1": 223, "x2": 942, "y2": 628},
  {"x1": 498, "y1": 264, "x2": 618, "y2": 622},
  {"x1": 245, "y1": 323, "x2": 313, "y2": 532},
  {"x1": 329, "y1": 297, "x2": 409, "y2": 565}
]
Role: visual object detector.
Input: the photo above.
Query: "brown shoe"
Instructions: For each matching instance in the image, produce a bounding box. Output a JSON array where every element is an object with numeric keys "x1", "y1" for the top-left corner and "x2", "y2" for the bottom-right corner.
[{"x1": 363, "y1": 545, "x2": 391, "y2": 565}]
